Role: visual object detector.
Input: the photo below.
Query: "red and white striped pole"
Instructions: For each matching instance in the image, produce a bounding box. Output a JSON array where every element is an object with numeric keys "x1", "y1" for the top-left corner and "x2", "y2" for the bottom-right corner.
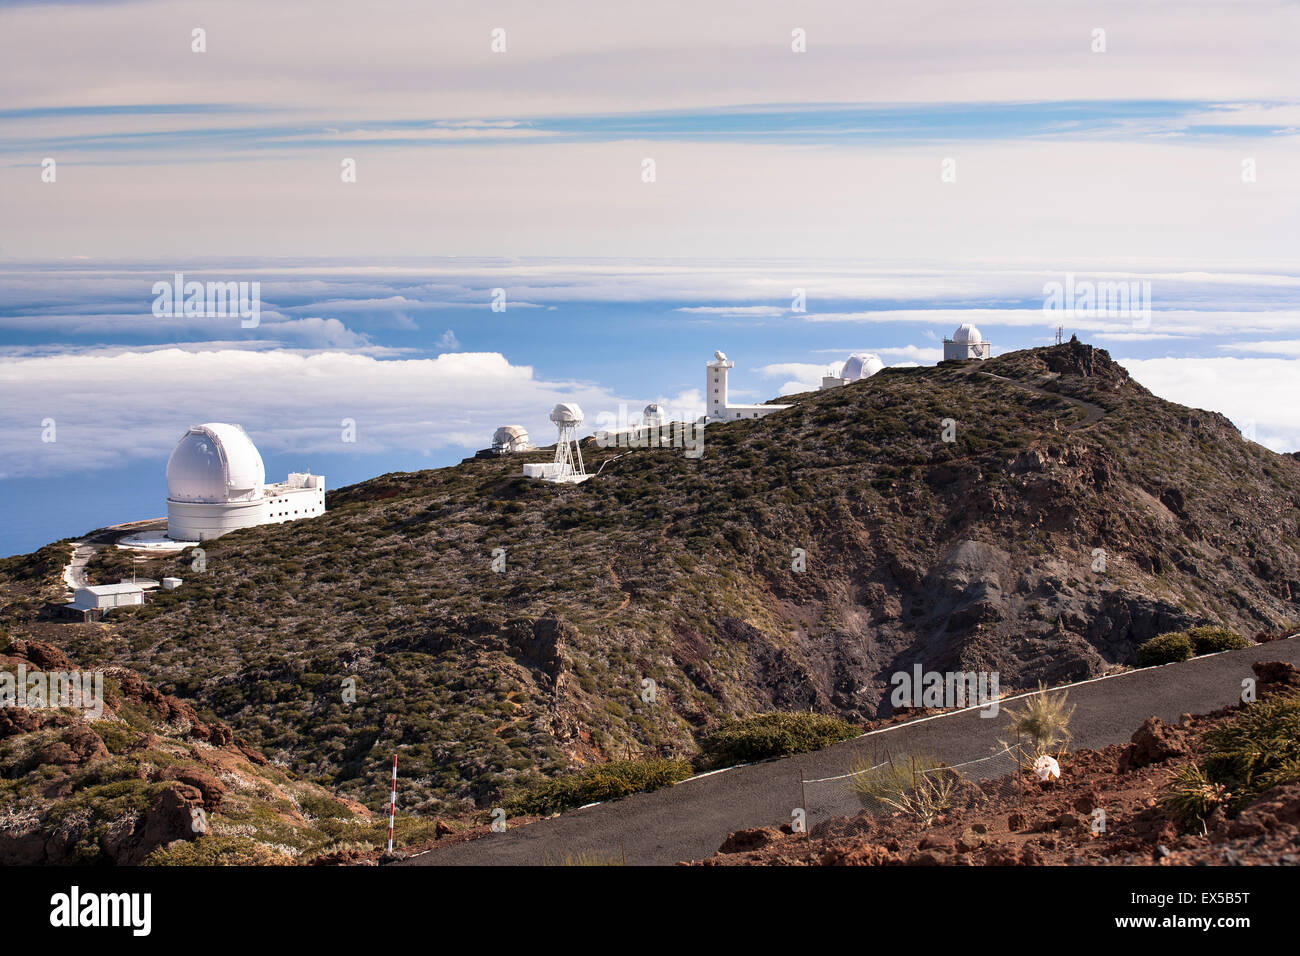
[{"x1": 386, "y1": 754, "x2": 398, "y2": 852}]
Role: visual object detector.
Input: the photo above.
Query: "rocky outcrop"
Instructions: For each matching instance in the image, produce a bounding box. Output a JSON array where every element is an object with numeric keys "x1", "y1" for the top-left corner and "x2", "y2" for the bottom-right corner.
[
  {"x1": 111, "y1": 784, "x2": 205, "y2": 866},
  {"x1": 1119, "y1": 716, "x2": 1191, "y2": 772}
]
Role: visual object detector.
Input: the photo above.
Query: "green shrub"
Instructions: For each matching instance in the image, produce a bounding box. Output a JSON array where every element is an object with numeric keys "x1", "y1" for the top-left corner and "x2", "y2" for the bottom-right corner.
[
  {"x1": 143, "y1": 835, "x2": 292, "y2": 866},
  {"x1": 696, "y1": 712, "x2": 861, "y2": 770},
  {"x1": 1139, "y1": 627, "x2": 1250, "y2": 666},
  {"x1": 502, "y1": 758, "x2": 693, "y2": 817},
  {"x1": 89, "y1": 720, "x2": 140, "y2": 756},
  {"x1": 297, "y1": 791, "x2": 356, "y2": 820},
  {"x1": 1137, "y1": 631, "x2": 1195, "y2": 667},
  {"x1": 1160, "y1": 764, "x2": 1230, "y2": 825},
  {"x1": 1199, "y1": 692, "x2": 1300, "y2": 812},
  {"x1": 1186, "y1": 626, "x2": 1251, "y2": 655}
]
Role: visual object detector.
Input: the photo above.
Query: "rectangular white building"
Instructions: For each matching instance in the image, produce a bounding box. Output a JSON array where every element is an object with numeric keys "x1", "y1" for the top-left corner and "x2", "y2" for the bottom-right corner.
[{"x1": 71, "y1": 583, "x2": 145, "y2": 611}]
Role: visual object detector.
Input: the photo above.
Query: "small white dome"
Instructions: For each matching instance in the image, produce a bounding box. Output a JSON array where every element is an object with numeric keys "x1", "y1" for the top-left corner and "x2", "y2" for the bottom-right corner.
[
  {"x1": 166, "y1": 423, "x2": 265, "y2": 504},
  {"x1": 953, "y1": 323, "x2": 982, "y2": 344},
  {"x1": 713, "y1": 350, "x2": 727, "y2": 362},
  {"x1": 550, "y1": 402, "x2": 584, "y2": 426},
  {"x1": 643, "y1": 403, "x2": 666, "y2": 424},
  {"x1": 840, "y1": 353, "x2": 885, "y2": 381}
]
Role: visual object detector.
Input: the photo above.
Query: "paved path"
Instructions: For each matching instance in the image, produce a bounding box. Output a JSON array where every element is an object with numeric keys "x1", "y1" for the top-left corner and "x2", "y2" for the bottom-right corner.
[
  {"x1": 61, "y1": 540, "x2": 98, "y2": 591},
  {"x1": 402, "y1": 638, "x2": 1300, "y2": 866},
  {"x1": 59, "y1": 519, "x2": 169, "y2": 593}
]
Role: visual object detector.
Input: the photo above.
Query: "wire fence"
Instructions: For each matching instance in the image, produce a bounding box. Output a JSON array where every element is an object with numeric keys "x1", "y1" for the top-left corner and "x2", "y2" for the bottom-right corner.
[{"x1": 797, "y1": 734, "x2": 1036, "y2": 834}]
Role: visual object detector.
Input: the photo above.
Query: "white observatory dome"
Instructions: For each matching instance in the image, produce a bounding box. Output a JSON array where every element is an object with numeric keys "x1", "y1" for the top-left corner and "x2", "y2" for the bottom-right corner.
[
  {"x1": 166, "y1": 423, "x2": 266, "y2": 503},
  {"x1": 550, "y1": 402, "x2": 584, "y2": 426},
  {"x1": 643, "y1": 403, "x2": 666, "y2": 425},
  {"x1": 713, "y1": 350, "x2": 727, "y2": 362},
  {"x1": 493, "y1": 424, "x2": 529, "y2": 446},
  {"x1": 952, "y1": 323, "x2": 982, "y2": 344},
  {"x1": 841, "y1": 353, "x2": 885, "y2": 381}
]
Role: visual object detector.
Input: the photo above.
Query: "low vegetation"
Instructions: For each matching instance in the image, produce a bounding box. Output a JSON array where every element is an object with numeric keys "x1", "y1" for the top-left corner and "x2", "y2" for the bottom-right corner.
[
  {"x1": 1186, "y1": 626, "x2": 1252, "y2": 655},
  {"x1": 501, "y1": 758, "x2": 694, "y2": 817},
  {"x1": 1198, "y1": 691, "x2": 1300, "y2": 812},
  {"x1": 1136, "y1": 631, "x2": 1196, "y2": 667},
  {"x1": 1160, "y1": 765, "x2": 1231, "y2": 826},
  {"x1": 1138, "y1": 626, "x2": 1252, "y2": 667},
  {"x1": 695, "y1": 712, "x2": 861, "y2": 770},
  {"x1": 850, "y1": 752, "x2": 960, "y2": 826},
  {"x1": 1159, "y1": 690, "x2": 1300, "y2": 826}
]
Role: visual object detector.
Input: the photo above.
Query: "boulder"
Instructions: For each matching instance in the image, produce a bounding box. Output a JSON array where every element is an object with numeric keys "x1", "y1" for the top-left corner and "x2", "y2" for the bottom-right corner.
[
  {"x1": 1119, "y1": 716, "x2": 1189, "y2": 771},
  {"x1": 717, "y1": 827, "x2": 786, "y2": 854}
]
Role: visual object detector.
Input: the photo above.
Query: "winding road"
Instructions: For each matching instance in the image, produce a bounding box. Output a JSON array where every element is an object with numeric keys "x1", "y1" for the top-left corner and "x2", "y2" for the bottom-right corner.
[{"x1": 401, "y1": 637, "x2": 1300, "y2": 866}]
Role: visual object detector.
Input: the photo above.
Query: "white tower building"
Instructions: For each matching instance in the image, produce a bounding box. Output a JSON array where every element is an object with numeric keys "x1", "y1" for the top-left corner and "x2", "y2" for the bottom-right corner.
[
  {"x1": 706, "y1": 350, "x2": 733, "y2": 421},
  {"x1": 706, "y1": 350, "x2": 792, "y2": 422},
  {"x1": 165, "y1": 423, "x2": 324, "y2": 541},
  {"x1": 943, "y1": 323, "x2": 992, "y2": 361}
]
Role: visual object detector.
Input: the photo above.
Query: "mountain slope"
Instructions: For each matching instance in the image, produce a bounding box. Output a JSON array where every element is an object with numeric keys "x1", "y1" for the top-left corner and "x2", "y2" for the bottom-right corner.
[
  {"x1": 0, "y1": 636, "x2": 382, "y2": 864},
  {"x1": 4, "y1": 339, "x2": 1299, "y2": 814}
]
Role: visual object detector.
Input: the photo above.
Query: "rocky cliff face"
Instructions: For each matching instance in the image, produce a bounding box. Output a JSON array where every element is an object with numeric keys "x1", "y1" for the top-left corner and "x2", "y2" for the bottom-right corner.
[{"x1": 3, "y1": 340, "x2": 1298, "y2": 812}]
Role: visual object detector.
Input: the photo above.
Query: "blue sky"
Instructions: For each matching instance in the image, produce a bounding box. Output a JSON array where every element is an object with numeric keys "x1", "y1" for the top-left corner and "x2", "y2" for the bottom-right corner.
[{"x1": 1, "y1": 0, "x2": 1298, "y2": 555}]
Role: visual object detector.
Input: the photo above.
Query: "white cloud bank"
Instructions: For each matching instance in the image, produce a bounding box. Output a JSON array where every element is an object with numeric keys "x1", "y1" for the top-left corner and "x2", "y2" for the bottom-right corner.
[
  {"x1": 0, "y1": 348, "x2": 632, "y2": 479},
  {"x1": 1118, "y1": 356, "x2": 1300, "y2": 452}
]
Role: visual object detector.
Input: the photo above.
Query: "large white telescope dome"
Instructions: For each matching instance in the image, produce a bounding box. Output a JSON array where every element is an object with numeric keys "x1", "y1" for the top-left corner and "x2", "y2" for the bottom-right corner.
[
  {"x1": 952, "y1": 323, "x2": 983, "y2": 344},
  {"x1": 166, "y1": 423, "x2": 266, "y2": 503}
]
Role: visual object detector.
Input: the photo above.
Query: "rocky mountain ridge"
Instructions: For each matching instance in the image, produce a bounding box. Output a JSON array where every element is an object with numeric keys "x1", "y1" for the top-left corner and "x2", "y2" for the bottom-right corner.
[{"x1": 3, "y1": 338, "x2": 1298, "y2": 814}]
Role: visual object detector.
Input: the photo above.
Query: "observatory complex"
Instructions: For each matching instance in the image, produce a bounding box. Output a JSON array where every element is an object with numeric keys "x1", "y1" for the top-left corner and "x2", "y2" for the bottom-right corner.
[
  {"x1": 165, "y1": 423, "x2": 324, "y2": 541},
  {"x1": 943, "y1": 323, "x2": 992, "y2": 361}
]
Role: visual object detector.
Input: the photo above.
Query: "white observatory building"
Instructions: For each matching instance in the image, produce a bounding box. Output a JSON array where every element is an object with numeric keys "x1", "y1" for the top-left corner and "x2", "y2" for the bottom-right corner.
[
  {"x1": 165, "y1": 423, "x2": 325, "y2": 541},
  {"x1": 706, "y1": 351, "x2": 793, "y2": 422},
  {"x1": 492, "y1": 425, "x2": 532, "y2": 454},
  {"x1": 523, "y1": 403, "x2": 591, "y2": 484},
  {"x1": 942, "y1": 323, "x2": 992, "y2": 361},
  {"x1": 821, "y1": 352, "x2": 886, "y2": 389}
]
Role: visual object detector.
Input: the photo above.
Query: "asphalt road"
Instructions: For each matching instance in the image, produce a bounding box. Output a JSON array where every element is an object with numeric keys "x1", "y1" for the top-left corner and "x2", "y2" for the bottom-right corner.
[{"x1": 401, "y1": 637, "x2": 1300, "y2": 866}]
